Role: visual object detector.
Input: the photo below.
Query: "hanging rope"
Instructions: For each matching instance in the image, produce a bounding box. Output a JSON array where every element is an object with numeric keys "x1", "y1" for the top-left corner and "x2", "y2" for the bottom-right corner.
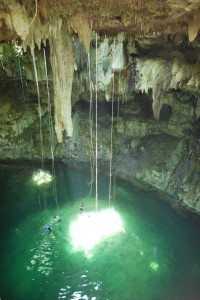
[
  {"x1": 27, "y1": 0, "x2": 38, "y2": 30},
  {"x1": 108, "y1": 72, "x2": 115, "y2": 206},
  {"x1": 23, "y1": 62, "x2": 36, "y2": 170},
  {"x1": 118, "y1": 71, "x2": 121, "y2": 118},
  {"x1": 88, "y1": 51, "x2": 95, "y2": 197},
  {"x1": 95, "y1": 33, "x2": 98, "y2": 212},
  {"x1": 17, "y1": 45, "x2": 36, "y2": 173},
  {"x1": 111, "y1": 67, "x2": 121, "y2": 203},
  {"x1": 108, "y1": 38, "x2": 117, "y2": 206},
  {"x1": 43, "y1": 47, "x2": 59, "y2": 209},
  {"x1": 31, "y1": 45, "x2": 47, "y2": 213},
  {"x1": 31, "y1": 47, "x2": 44, "y2": 171},
  {"x1": 18, "y1": 55, "x2": 26, "y2": 102},
  {"x1": 18, "y1": 50, "x2": 36, "y2": 168},
  {"x1": 15, "y1": 54, "x2": 25, "y2": 158}
]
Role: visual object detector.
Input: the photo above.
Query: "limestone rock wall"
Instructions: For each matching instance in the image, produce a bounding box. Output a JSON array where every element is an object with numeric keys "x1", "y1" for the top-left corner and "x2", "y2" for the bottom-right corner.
[
  {"x1": 62, "y1": 97, "x2": 200, "y2": 215},
  {"x1": 0, "y1": 34, "x2": 200, "y2": 215}
]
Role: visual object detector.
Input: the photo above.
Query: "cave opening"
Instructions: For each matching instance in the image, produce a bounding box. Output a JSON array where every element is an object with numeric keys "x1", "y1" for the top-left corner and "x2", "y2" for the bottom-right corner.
[{"x1": 159, "y1": 104, "x2": 172, "y2": 121}]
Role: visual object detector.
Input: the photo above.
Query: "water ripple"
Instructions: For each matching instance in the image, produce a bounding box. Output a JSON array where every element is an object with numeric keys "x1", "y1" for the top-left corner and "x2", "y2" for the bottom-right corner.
[
  {"x1": 57, "y1": 271, "x2": 103, "y2": 300},
  {"x1": 27, "y1": 236, "x2": 55, "y2": 276}
]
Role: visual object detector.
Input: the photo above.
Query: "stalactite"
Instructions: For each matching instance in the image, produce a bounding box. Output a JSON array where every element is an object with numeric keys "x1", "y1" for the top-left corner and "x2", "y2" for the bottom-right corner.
[
  {"x1": 111, "y1": 41, "x2": 127, "y2": 71},
  {"x1": 69, "y1": 12, "x2": 92, "y2": 54},
  {"x1": 170, "y1": 58, "x2": 192, "y2": 89},
  {"x1": 152, "y1": 99, "x2": 162, "y2": 120},
  {"x1": 9, "y1": 2, "x2": 30, "y2": 41},
  {"x1": 188, "y1": 14, "x2": 200, "y2": 42},
  {"x1": 0, "y1": 11, "x2": 12, "y2": 31},
  {"x1": 2, "y1": 0, "x2": 200, "y2": 142},
  {"x1": 136, "y1": 57, "x2": 200, "y2": 119},
  {"x1": 49, "y1": 20, "x2": 75, "y2": 142}
]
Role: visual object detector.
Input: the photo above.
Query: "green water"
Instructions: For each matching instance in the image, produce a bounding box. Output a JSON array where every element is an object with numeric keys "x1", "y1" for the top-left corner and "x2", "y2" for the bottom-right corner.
[{"x1": 1, "y1": 164, "x2": 200, "y2": 300}]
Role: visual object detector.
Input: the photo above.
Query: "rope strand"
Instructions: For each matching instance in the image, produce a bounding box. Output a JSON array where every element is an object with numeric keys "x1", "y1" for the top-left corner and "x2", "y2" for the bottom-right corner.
[
  {"x1": 31, "y1": 47, "x2": 44, "y2": 170},
  {"x1": 31, "y1": 45, "x2": 47, "y2": 212},
  {"x1": 88, "y1": 51, "x2": 95, "y2": 197},
  {"x1": 109, "y1": 73, "x2": 114, "y2": 206},
  {"x1": 95, "y1": 33, "x2": 98, "y2": 212},
  {"x1": 43, "y1": 47, "x2": 59, "y2": 209}
]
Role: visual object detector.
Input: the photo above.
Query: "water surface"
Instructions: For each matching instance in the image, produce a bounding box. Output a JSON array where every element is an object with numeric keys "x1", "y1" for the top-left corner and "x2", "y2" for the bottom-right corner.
[{"x1": 1, "y1": 164, "x2": 200, "y2": 300}]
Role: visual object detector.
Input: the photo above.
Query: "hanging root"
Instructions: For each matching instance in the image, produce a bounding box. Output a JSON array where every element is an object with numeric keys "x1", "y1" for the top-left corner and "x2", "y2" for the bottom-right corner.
[{"x1": 28, "y1": 0, "x2": 38, "y2": 29}]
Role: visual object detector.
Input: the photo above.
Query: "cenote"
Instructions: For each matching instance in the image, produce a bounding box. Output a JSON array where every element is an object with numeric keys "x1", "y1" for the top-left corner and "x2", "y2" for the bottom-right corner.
[
  {"x1": 1, "y1": 164, "x2": 200, "y2": 300},
  {"x1": 1, "y1": 2, "x2": 200, "y2": 300}
]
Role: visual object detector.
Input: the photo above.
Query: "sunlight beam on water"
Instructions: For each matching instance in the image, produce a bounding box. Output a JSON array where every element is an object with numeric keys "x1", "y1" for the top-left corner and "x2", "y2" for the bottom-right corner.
[
  {"x1": 32, "y1": 169, "x2": 52, "y2": 185},
  {"x1": 69, "y1": 208, "x2": 124, "y2": 256}
]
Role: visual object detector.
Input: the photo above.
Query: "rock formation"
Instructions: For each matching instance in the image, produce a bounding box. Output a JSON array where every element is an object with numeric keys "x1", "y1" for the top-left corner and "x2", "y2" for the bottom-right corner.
[{"x1": 0, "y1": 0, "x2": 200, "y2": 214}]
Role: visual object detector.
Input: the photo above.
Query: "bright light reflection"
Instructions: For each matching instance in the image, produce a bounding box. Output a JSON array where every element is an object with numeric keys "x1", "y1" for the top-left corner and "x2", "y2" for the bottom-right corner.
[
  {"x1": 32, "y1": 169, "x2": 52, "y2": 185},
  {"x1": 69, "y1": 209, "x2": 124, "y2": 256},
  {"x1": 150, "y1": 261, "x2": 159, "y2": 272}
]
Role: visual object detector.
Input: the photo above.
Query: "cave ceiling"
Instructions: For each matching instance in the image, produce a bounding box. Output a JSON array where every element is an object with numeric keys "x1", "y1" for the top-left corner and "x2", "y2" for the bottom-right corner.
[
  {"x1": 0, "y1": 0, "x2": 200, "y2": 43},
  {"x1": 1, "y1": 0, "x2": 200, "y2": 143}
]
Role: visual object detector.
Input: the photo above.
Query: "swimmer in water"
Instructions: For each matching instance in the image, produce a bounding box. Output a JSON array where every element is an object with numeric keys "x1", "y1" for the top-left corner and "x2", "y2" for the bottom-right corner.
[
  {"x1": 43, "y1": 224, "x2": 52, "y2": 234},
  {"x1": 42, "y1": 224, "x2": 55, "y2": 238},
  {"x1": 54, "y1": 215, "x2": 61, "y2": 222},
  {"x1": 80, "y1": 202, "x2": 84, "y2": 211}
]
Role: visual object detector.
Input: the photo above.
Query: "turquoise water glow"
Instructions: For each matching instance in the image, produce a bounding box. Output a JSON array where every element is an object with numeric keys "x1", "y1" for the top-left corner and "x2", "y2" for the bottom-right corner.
[{"x1": 1, "y1": 164, "x2": 200, "y2": 300}]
